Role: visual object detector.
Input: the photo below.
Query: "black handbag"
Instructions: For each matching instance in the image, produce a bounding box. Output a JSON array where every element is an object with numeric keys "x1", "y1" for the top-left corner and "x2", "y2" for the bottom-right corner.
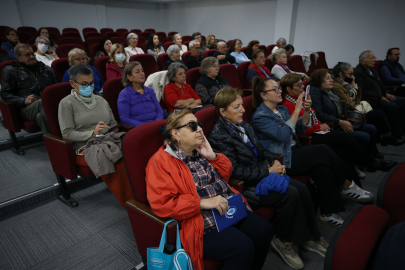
[{"x1": 340, "y1": 108, "x2": 366, "y2": 130}]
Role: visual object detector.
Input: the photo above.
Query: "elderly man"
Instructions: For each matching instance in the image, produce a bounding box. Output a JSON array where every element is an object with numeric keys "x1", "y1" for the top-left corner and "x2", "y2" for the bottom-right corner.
[
  {"x1": 34, "y1": 36, "x2": 59, "y2": 67},
  {"x1": 380, "y1": 48, "x2": 405, "y2": 86},
  {"x1": 354, "y1": 50, "x2": 405, "y2": 138},
  {"x1": 191, "y1": 31, "x2": 206, "y2": 54},
  {"x1": 187, "y1": 40, "x2": 203, "y2": 69},
  {"x1": 0, "y1": 43, "x2": 57, "y2": 134},
  {"x1": 213, "y1": 41, "x2": 235, "y2": 65}
]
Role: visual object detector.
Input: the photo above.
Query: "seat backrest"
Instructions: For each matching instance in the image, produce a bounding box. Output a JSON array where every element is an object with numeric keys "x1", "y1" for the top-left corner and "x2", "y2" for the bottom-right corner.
[
  {"x1": 375, "y1": 60, "x2": 382, "y2": 77},
  {"x1": 58, "y1": 37, "x2": 84, "y2": 47},
  {"x1": 182, "y1": 51, "x2": 191, "y2": 65},
  {"x1": 100, "y1": 28, "x2": 113, "y2": 35},
  {"x1": 186, "y1": 67, "x2": 200, "y2": 90},
  {"x1": 182, "y1": 35, "x2": 192, "y2": 42},
  {"x1": 168, "y1": 31, "x2": 178, "y2": 36},
  {"x1": 140, "y1": 32, "x2": 151, "y2": 40},
  {"x1": 157, "y1": 53, "x2": 169, "y2": 70},
  {"x1": 104, "y1": 32, "x2": 120, "y2": 38},
  {"x1": 88, "y1": 43, "x2": 99, "y2": 61},
  {"x1": 94, "y1": 56, "x2": 110, "y2": 82},
  {"x1": 219, "y1": 64, "x2": 243, "y2": 90},
  {"x1": 194, "y1": 106, "x2": 219, "y2": 137},
  {"x1": 61, "y1": 32, "x2": 82, "y2": 40},
  {"x1": 203, "y1": 49, "x2": 216, "y2": 58},
  {"x1": 116, "y1": 28, "x2": 128, "y2": 34},
  {"x1": 288, "y1": 55, "x2": 306, "y2": 73},
  {"x1": 111, "y1": 36, "x2": 126, "y2": 44},
  {"x1": 85, "y1": 36, "x2": 102, "y2": 48},
  {"x1": 242, "y1": 95, "x2": 254, "y2": 122},
  {"x1": 258, "y1": 45, "x2": 267, "y2": 56},
  {"x1": 122, "y1": 119, "x2": 167, "y2": 205},
  {"x1": 266, "y1": 45, "x2": 276, "y2": 56},
  {"x1": 324, "y1": 205, "x2": 390, "y2": 270},
  {"x1": 103, "y1": 76, "x2": 124, "y2": 121},
  {"x1": 0, "y1": 47, "x2": 8, "y2": 56},
  {"x1": 227, "y1": 40, "x2": 233, "y2": 48},
  {"x1": 46, "y1": 27, "x2": 61, "y2": 37},
  {"x1": 63, "y1": 28, "x2": 80, "y2": 34},
  {"x1": 156, "y1": 32, "x2": 167, "y2": 39},
  {"x1": 237, "y1": 61, "x2": 251, "y2": 89},
  {"x1": 130, "y1": 29, "x2": 142, "y2": 35},
  {"x1": 241, "y1": 47, "x2": 247, "y2": 54},
  {"x1": 55, "y1": 44, "x2": 85, "y2": 58},
  {"x1": 144, "y1": 28, "x2": 156, "y2": 33},
  {"x1": 128, "y1": 54, "x2": 159, "y2": 80},
  {"x1": 307, "y1": 54, "x2": 318, "y2": 73},
  {"x1": 16, "y1": 32, "x2": 31, "y2": 43},
  {"x1": 183, "y1": 40, "x2": 191, "y2": 50},
  {"x1": 264, "y1": 58, "x2": 275, "y2": 72},
  {"x1": 17, "y1": 26, "x2": 37, "y2": 38},
  {"x1": 42, "y1": 82, "x2": 73, "y2": 137},
  {"x1": 316, "y1": 51, "x2": 328, "y2": 69},
  {"x1": 82, "y1": 27, "x2": 98, "y2": 35},
  {"x1": 51, "y1": 58, "x2": 70, "y2": 82},
  {"x1": 0, "y1": 60, "x2": 14, "y2": 83}
]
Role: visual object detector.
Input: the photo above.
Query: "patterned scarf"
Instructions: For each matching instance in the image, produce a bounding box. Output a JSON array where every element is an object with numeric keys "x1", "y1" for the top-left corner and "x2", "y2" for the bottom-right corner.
[
  {"x1": 285, "y1": 94, "x2": 319, "y2": 124},
  {"x1": 223, "y1": 118, "x2": 258, "y2": 160},
  {"x1": 335, "y1": 77, "x2": 357, "y2": 100}
]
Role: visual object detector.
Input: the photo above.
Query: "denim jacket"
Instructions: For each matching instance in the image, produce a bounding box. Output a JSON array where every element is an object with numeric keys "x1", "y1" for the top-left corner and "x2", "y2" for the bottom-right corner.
[{"x1": 250, "y1": 103, "x2": 311, "y2": 168}]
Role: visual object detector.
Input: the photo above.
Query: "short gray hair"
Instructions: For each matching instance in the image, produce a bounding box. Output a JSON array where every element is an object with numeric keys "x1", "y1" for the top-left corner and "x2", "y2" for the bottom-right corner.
[
  {"x1": 68, "y1": 64, "x2": 94, "y2": 82},
  {"x1": 14, "y1": 43, "x2": 32, "y2": 57},
  {"x1": 200, "y1": 57, "x2": 218, "y2": 75},
  {"x1": 217, "y1": 41, "x2": 226, "y2": 50},
  {"x1": 126, "y1": 33, "x2": 138, "y2": 45},
  {"x1": 332, "y1": 62, "x2": 352, "y2": 78},
  {"x1": 172, "y1": 33, "x2": 181, "y2": 42},
  {"x1": 270, "y1": 48, "x2": 286, "y2": 63},
  {"x1": 276, "y1": 37, "x2": 287, "y2": 46},
  {"x1": 359, "y1": 50, "x2": 373, "y2": 63},
  {"x1": 189, "y1": 40, "x2": 200, "y2": 49},
  {"x1": 35, "y1": 36, "x2": 50, "y2": 45},
  {"x1": 166, "y1": 62, "x2": 187, "y2": 83},
  {"x1": 167, "y1": 45, "x2": 180, "y2": 57}
]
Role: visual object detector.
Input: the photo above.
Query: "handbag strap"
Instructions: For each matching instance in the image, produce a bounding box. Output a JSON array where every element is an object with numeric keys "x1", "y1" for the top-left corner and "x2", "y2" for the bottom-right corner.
[{"x1": 158, "y1": 219, "x2": 177, "y2": 253}]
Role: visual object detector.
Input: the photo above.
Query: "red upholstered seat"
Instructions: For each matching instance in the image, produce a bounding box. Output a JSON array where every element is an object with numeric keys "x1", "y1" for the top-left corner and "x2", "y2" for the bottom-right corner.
[
  {"x1": 316, "y1": 51, "x2": 329, "y2": 69},
  {"x1": 264, "y1": 58, "x2": 275, "y2": 73},
  {"x1": 307, "y1": 54, "x2": 319, "y2": 73},
  {"x1": 51, "y1": 58, "x2": 70, "y2": 82},
  {"x1": 56, "y1": 44, "x2": 85, "y2": 58},
  {"x1": 82, "y1": 27, "x2": 98, "y2": 35},
  {"x1": 241, "y1": 47, "x2": 247, "y2": 54},
  {"x1": 266, "y1": 45, "x2": 276, "y2": 56},
  {"x1": 111, "y1": 36, "x2": 125, "y2": 44},
  {"x1": 16, "y1": 32, "x2": 31, "y2": 43},
  {"x1": 130, "y1": 29, "x2": 142, "y2": 35},
  {"x1": 157, "y1": 53, "x2": 169, "y2": 70},
  {"x1": 156, "y1": 32, "x2": 167, "y2": 39},
  {"x1": 94, "y1": 56, "x2": 110, "y2": 82},
  {"x1": 84, "y1": 32, "x2": 101, "y2": 40},
  {"x1": 103, "y1": 76, "x2": 124, "y2": 121},
  {"x1": 374, "y1": 60, "x2": 382, "y2": 77},
  {"x1": 287, "y1": 55, "x2": 307, "y2": 74},
  {"x1": 0, "y1": 47, "x2": 8, "y2": 56},
  {"x1": 182, "y1": 35, "x2": 192, "y2": 42},
  {"x1": 61, "y1": 32, "x2": 82, "y2": 39},
  {"x1": 46, "y1": 27, "x2": 61, "y2": 38},
  {"x1": 139, "y1": 32, "x2": 151, "y2": 40},
  {"x1": 182, "y1": 51, "x2": 191, "y2": 66},
  {"x1": 58, "y1": 37, "x2": 84, "y2": 47},
  {"x1": 168, "y1": 31, "x2": 178, "y2": 36},
  {"x1": 104, "y1": 32, "x2": 120, "y2": 38},
  {"x1": 203, "y1": 49, "x2": 216, "y2": 58},
  {"x1": 88, "y1": 44, "x2": 99, "y2": 61},
  {"x1": 227, "y1": 40, "x2": 233, "y2": 48},
  {"x1": 85, "y1": 36, "x2": 102, "y2": 48},
  {"x1": 258, "y1": 45, "x2": 267, "y2": 56},
  {"x1": 185, "y1": 67, "x2": 200, "y2": 90},
  {"x1": 116, "y1": 28, "x2": 128, "y2": 35},
  {"x1": 17, "y1": 26, "x2": 37, "y2": 38},
  {"x1": 183, "y1": 40, "x2": 190, "y2": 50},
  {"x1": 129, "y1": 54, "x2": 158, "y2": 80},
  {"x1": 63, "y1": 28, "x2": 80, "y2": 34},
  {"x1": 218, "y1": 64, "x2": 250, "y2": 95},
  {"x1": 237, "y1": 61, "x2": 251, "y2": 89},
  {"x1": 100, "y1": 28, "x2": 113, "y2": 35},
  {"x1": 144, "y1": 28, "x2": 156, "y2": 33}
]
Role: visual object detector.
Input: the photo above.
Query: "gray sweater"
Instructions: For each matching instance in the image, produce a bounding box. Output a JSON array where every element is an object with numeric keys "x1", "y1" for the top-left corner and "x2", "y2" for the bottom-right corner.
[{"x1": 58, "y1": 93, "x2": 118, "y2": 150}]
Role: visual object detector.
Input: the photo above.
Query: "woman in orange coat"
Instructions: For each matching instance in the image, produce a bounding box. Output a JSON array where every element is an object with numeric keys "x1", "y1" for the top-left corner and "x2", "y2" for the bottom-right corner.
[{"x1": 145, "y1": 110, "x2": 273, "y2": 270}]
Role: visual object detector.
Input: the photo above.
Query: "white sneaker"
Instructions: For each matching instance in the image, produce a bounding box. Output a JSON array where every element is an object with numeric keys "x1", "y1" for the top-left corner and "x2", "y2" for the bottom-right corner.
[
  {"x1": 271, "y1": 236, "x2": 304, "y2": 269},
  {"x1": 341, "y1": 182, "x2": 375, "y2": 203},
  {"x1": 301, "y1": 237, "x2": 329, "y2": 257},
  {"x1": 355, "y1": 167, "x2": 366, "y2": 179},
  {"x1": 318, "y1": 213, "x2": 344, "y2": 229}
]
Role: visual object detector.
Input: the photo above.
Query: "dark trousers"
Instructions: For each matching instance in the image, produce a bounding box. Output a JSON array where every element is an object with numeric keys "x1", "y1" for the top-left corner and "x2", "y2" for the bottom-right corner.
[
  {"x1": 379, "y1": 96, "x2": 405, "y2": 138},
  {"x1": 18, "y1": 99, "x2": 51, "y2": 134},
  {"x1": 365, "y1": 109, "x2": 391, "y2": 135},
  {"x1": 259, "y1": 179, "x2": 321, "y2": 244},
  {"x1": 351, "y1": 123, "x2": 379, "y2": 156},
  {"x1": 203, "y1": 211, "x2": 273, "y2": 270}
]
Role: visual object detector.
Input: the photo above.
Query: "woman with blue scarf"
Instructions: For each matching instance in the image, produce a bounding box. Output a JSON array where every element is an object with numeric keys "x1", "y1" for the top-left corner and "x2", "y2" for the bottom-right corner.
[{"x1": 208, "y1": 87, "x2": 327, "y2": 270}]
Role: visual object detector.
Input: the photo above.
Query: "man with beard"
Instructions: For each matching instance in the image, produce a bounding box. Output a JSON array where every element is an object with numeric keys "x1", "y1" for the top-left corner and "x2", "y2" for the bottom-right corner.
[{"x1": 380, "y1": 48, "x2": 405, "y2": 85}]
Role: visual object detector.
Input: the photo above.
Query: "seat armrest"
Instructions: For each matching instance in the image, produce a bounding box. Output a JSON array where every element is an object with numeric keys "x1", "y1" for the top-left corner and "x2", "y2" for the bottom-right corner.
[
  {"x1": 270, "y1": 152, "x2": 284, "y2": 164},
  {"x1": 362, "y1": 96, "x2": 378, "y2": 110},
  {"x1": 0, "y1": 99, "x2": 21, "y2": 132},
  {"x1": 297, "y1": 134, "x2": 312, "y2": 146},
  {"x1": 324, "y1": 121, "x2": 335, "y2": 129},
  {"x1": 229, "y1": 178, "x2": 244, "y2": 193},
  {"x1": 119, "y1": 123, "x2": 133, "y2": 132},
  {"x1": 126, "y1": 199, "x2": 176, "y2": 227}
]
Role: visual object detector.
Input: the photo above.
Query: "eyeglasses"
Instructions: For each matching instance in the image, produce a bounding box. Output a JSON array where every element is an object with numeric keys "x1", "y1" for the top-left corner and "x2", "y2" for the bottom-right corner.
[
  {"x1": 8, "y1": 34, "x2": 18, "y2": 37},
  {"x1": 236, "y1": 43, "x2": 242, "y2": 46},
  {"x1": 38, "y1": 41, "x2": 48, "y2": 45},
  {"x1": 175, "y1": 121, "x2": 203, "y2": 132},
  {"x1": 263, "y1": 86, "x2": 282, "y2": 93},
  {"x1": 194, "y1": 47, "x2": 201, "y2": 50},
  {"x1": 293, "y1": 83, "x2": 303, "y2": 88},
  {"x1": 257, "y1": 56, "x2": 265, "y2": 59},
  {"x1": 368, "y1": 57, "x2": 376, "y2": 61},
  {"x1": 74, "y1": 58, "x2": 87, "y2": 62},
  {"x1": 21, "y1": 53, "x2": 35, "y2": 57},
  {"x1": 75, "y1": 81, "x2": 94, "y2": 87}
]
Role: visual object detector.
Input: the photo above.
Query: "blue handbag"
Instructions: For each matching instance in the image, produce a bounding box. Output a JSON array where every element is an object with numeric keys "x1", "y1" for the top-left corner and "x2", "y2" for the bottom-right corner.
[{"x1": 147, "y1": 219, "x2": 193, "y2": 270}]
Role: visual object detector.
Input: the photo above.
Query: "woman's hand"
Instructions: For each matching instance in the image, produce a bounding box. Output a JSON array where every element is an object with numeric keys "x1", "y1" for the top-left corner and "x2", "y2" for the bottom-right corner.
[
  {"x1": 320, "y1": 123, "x2": 330, "y2": 131},
  {"x1": 304, "y1": 74, "x2": 310, "y2": 81},
  {"x1": 351, "y1": 75, "x2": 356, "y2": 86},
  {"x1": 196, "y1": 134, "x2": 216, "y2": 159},
  {"x1": 303, "y1": 97, "x2": 312, "y2": 111},
  {"x1": 93, "y1": 121, "x2": 109, "y2": 136},
  {"x1": 200, "y1": 195, "x2": 228, "y2": 215},
  {"x1": 339, "y1": 120, "x2": 353, "y2": 133},
  {"x1": 268, "y1": 162, "x2": 286, "y2": 175},
  {"x1": 48, "y1": 49, "x2": 58, "y2": 59},
  {"x1": 294, "y1": 92, "x2": 304, "y2": 112}
]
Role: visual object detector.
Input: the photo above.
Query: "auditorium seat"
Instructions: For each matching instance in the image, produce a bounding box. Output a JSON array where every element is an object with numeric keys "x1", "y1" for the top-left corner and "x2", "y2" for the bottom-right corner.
[
  {"x1": 56, "y1": 44, "x2": 85, "y2": 58},
  {"x1": 94, "y1": 56, "x2": 109, "y2": 82},
  {"x1": 316, "y1": 51, "x2": 329, "y2": 69},
  {"x1": 183, "y1": 40, "x2": 190, "y2": 49},
  {"x1": 144, "y1": 28, "x2": 155, "y2": 33},
  {"x1": 130, "y1": 29, "x2": 142, "y2": 35},
  {"x1": 88, "y1": 44, "x2": 99, "y2": 61},
  {"x1": 129, "y1": 54, "x2": 158, "y2": 80},
  {"x1": 241, "y1": 47, "x2": 247, "y2": 54},
  {"x1": 258, "y1": 45, "x2": 267, "y2": 56},
  {"x1": 51, "y1": 57, "x2": 70, "y2": 82},
  {"x1": 218, "y1": 64, "x2": 251, "y2": 96},
  {"x1": 264, "y1": 58, "x2": 275, "y2": 72},
  {"x1": 100, "y1": 28, "x2": 114, "y2": 35},
  {"x1": 17, "y1": 26, "x2": 37, "y2": 38},
  {"x1": 61, "y1": 32, "x2": 82, "y2": 40},
  {"x1": 111, "y1": 36, "x2": 126, "y2": 44},
  {"x1": 157, "y1": 53, "x2": 169, "y2": 70},
  {"x1": 237, "y1": 61, "x2": 251, "y2": 89},
  {"x1": 46, "y1": 27, "x2": 61, "y2": 38},
  {"x1": 58, "y1": 37, "x2": 84, "y2": 47},
  {"x1": 307, "y1": 54, "x2": 318, "y2": 74},
  {"x1": 63, "y1": 28, "x2": 80, "y2": 34},
  {"x1": 0, "y1": 25, "x2": 10, "y2": 36},
  {"x1": 203, "y1": 49, "x2": 216, "y2": 58},
  {"x1": 16, "y1": 32, "x2": 31, "y2": 43},
  {"x1": 267, "y1": 44, "x2": 276, "y2": 56},
  {"x1": 119, "y1": 31, "x2": 130, "y2": 38},
  {"x1": 156, "y1": 31, "x2": 167, "y2": 39},
  {"x1": 287, "y1": 55, "x2": 307, "y2": 74},
  {"x1": 166, "y1": 36, "x2": 173, "y2": 43},
  {"x1": 182, "y1": 35, "x2": 192, "y2": 42},
  {"x1": 0, "y1": 47, "x2": 9, "y2": 56},
  {"x1": 85, "y1": 36, "x2": 102, "y2": 48},
  {"x1": 104, "y1": 32, "x2": 120, "y2": 38},
  {"x1": 374, "y1": 60, "x2": 382, "y2": 77},
  {"x1": 227, "y1": 40, "x2": 233, "y2": 48},
  {"x1": 116, "y1": 28, "x2": 128, "y2": 35},
  {"x1": 82, "y1": 27, "x2": 98, "y2": 35},
  {"x1": 181, "y1": 51, "x2": 191, "y2": 65},
  {"x1": 49, "y1": 32, "x2": 60, "y2": 44},
  {"x1": 103, "y1": 76, "x2": 131, "y2": 125},
  {"x1": 168, "y1": 31, "x2": 178, "y2": 36},
  {"x1": 163, "y1": 41, "x2": 173, "y2": 51},
  {"x1": 139, "y1": 32, "x2": 151, "y2": 40},
  {"x1": 185, "y1": 67, "x2": 200, "y2": 89}
]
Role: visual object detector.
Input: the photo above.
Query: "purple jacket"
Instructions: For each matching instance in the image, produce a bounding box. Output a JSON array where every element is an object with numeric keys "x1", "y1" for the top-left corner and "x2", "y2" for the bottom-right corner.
[{"x1": 117, "y1": 85, "x2": 164, "y2": 127}]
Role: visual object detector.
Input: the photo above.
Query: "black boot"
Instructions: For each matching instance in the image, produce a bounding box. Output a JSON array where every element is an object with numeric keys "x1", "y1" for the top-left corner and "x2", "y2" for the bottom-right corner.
[{"x1": 381, "y1": 135, "x2": 405, "y2": 146}]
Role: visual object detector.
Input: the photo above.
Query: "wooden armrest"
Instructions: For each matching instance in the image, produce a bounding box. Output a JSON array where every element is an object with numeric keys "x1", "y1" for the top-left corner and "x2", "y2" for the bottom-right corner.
[
  {"x1": 297, "y1": 134, "x2": 312, "y2": 146},
  {"x1": 0, "y1": 100, "x2": 14, "y2": 106},
  {"x1": 126, "y1": 199, "x2": 177, "y2": 228},
  {"x1": 43, "y1": 134, "x2": 73, "y2": 145},
  {"x1": 229, "y1": 178, "x2": 244, "y2": 187}
]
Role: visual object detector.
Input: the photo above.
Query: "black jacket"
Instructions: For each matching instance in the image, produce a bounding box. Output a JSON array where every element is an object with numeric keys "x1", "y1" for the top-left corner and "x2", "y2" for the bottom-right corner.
[
  {"x1": 187, "y1": 55, "x2": 203, "y2": 69},
  {"x1": 0, "y1": 60, "x2": 57, "y2": 109},
  {"x1": 208, "y1": 117, "x2": 279, "y2": 205},
  {"x1": 353, "y1": 64, "x2": 386, "y2": 99},
  {"x1": 213, "y1": 51, "x2": 235, "y2": 65}
]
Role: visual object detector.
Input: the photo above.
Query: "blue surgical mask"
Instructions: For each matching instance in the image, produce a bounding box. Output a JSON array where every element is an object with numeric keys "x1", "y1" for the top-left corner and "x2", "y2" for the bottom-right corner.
[
  {"x1": 74, "y1": 82, "x2": 94, "y2": 97},
  {"x1": 115, "y1": 53, "x2": 126, "y2": 63}
]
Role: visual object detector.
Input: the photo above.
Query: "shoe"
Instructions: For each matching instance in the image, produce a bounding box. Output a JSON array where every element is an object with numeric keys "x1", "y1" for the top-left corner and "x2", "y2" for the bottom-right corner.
[
  {"x1": 355, "y1": 167, "x2": 366, "y2": 179},
  {"x1": 381, "y1": 135, "x2": 405, "y2": 146},
  {"x1": 301, "y1": 237, "x2": 329, "y2": 257},
  {"x1": 375, "y1": 152, "x2": 384, "y2": 160},
  {"x1": 271, "y1": 236, "x2": 304, "y2": 269},
  {"x1": 380, "y1": 160, "x2": 397, "y2": 172},
  {"x1": 318, "y1": 213, "x2": 344, "y2": 229},
  {"x1": 341, "y1": 182, "x2": 375, "y2": 203}
]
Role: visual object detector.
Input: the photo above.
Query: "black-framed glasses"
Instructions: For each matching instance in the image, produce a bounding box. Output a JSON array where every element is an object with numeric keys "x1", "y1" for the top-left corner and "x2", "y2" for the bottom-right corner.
[
  {"x1": 263, "y1": 86, "x2": 282, "y2": 93},
  {"x1": 175, "y1": 121, "x2": 203, "y2": 132},
  {"x1": 293, "y1": 83, "x2": 303, "y2": 88},
  {"x1": 74, "y1": 81, "x2": 95, "y2": 87},
  {"x1": 21, "y1": 53, "x2": 35, "y2": 57}
]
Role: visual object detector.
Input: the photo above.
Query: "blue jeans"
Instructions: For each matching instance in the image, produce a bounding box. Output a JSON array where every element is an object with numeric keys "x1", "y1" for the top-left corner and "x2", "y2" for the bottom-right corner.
[{"x1": 351, "y1": 123, "x2": 378, "y2": 156}]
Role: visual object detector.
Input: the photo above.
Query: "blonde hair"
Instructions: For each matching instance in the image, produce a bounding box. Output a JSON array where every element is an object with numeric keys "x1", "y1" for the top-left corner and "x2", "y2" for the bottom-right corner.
[
  {"x1": 206, "y1": 35, "x2": 217, "y2": 47},
  {"x1": 269, "y1": 48, "x2": 286, "y2": 63},
  {"x1": 68, "y1": 48, "x2": 90, "y2": 66},
  {"x1": 214, "y1": 87, "x2": 243, "y2": 115},
  {"x1": 109, "y1": 43, "x2": 127, "y2": 64},
  {"x1": 166, "y1": 110, "x2": 194, "y2": 144}
]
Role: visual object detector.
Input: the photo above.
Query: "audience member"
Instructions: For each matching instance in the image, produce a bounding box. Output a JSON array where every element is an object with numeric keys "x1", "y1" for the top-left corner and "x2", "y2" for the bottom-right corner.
[
  {"x1": 206, "y1": 34, "x2": 217, "y2": 50},
  {"x1": 332, "y1": 62, "x2": 404, "y2": 145},
  {"x1": 117, "y1": 61, "x2": 163, "y2": 127},
  {"x1": 229, "y1": 39, "x2": 250, "y2": 68},
  {"x1": 37, "y1": 27, "x2": 57, "y2": 51},
  {"x1": 34, "y1": 36, "x2": 59, "y2": 67},
  {"x1": 380, "y1": 47, "x2": 405, "y2": 85},
  {"x1": 58, "y1": 64, "x2": 133, "y2": 208},
  {"x1": 247, "y1": 49, "x2": 277, "y2": 87},
  {"x1": 62, "y1": 48, "x2": 104, "y2": 93},
  {"x1": 164, "y1": 63, "x2": 201, "y2": 113},
  {"x1": 172, "y1": 34, "x2": 187, "y2": 56},
  {"x1": 354, "y1": 50, "x2": 405, "y2": 139},
  {"x1": 195, "y1": 57, "x2": 229, "y2": 105},
  {"x1": 106, "y1": 44, "x2": 127, "y2": 80},
  {"x1": 245, "y1": 40, "x2": 259, "y2": 60},
  {"x1": 1, "y1": 43, "x2": 56, "y2": 134},
  {"x1": 191, "y1": 31, "x2": 206, "y2": 54},
  {"x1": 146, "y1": 109, "x2": 273, "y2": 270},
  {"x1": 213, "y1": 41, "x2": 235, "y2": 65},
  {"x1": 272, "y1": 37, "x2": 287, "y2": 54},
  {"x1": 1, "y1": 28, "x2": 19, "y2": 60},
  {"x1": 95, "y1": 37, "x2": 112, "y2": 60},
  {"x1": 270, "y1": 48, "x2": 309, "y2": 81},
  {"x1": 208, "y1": 87, "x2": 329, "y2": 270},
  {"x1": 284, "y1": 44, "x2": 295, "y2": 59},
  {"x1": 187, "y1": 41, "x2": 203, "y2": 69},
  {"x1": 146, "y1": 34, "x2": 165, "y2": 61},
  {"x1": 165, "y1": 44, "x2": 185, "y2": 70},
  {"x1": 125, "y1": 33, "x2": 144, "y2": 57}
]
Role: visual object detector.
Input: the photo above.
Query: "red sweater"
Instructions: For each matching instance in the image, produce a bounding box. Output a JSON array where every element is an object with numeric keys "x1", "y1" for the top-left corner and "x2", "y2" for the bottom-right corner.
[
  {"x1": 106, "y1": 61, "x2": 124, "y2": 81},
  {"x1": 164, "y1": 82, "x2": 201, "y2": 112}
]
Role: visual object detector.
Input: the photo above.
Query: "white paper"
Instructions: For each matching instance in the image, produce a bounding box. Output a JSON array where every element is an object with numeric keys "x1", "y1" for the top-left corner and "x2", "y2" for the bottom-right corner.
[{"x1": 314, "y1": 130, "x2": 330, "y2": 134}]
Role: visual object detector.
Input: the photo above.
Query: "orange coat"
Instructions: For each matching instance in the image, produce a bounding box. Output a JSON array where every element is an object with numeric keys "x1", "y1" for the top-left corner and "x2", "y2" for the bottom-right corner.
[{"x1": 146, "y1": 145, "x2": 245, "y2": 270}]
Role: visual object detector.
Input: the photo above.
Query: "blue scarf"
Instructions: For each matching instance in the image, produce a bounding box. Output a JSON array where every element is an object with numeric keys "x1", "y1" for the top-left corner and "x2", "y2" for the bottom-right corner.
[
  {"x1": 256, "y1": 173, "x2": 291, "y2": 194},
  {"x1": 224, "y1": 118, "x2": 258, "y2": 160}
]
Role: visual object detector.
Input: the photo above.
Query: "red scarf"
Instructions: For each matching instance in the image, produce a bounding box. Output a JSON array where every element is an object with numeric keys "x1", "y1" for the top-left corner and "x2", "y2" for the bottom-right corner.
[{"x1": 248, "y1": 63, "x2": 272, "y2": 79}]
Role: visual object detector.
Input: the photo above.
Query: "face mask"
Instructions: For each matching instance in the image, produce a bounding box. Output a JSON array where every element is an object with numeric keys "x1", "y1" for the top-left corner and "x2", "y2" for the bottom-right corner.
[
  {"x1": 38, "y1": 43, "x2": 48, "y2": 54},
  {"x1": 74, "y1": 82, "x2": 94, "y2": 97},
  {"x1": 115, "y1": 53, "x2": 126, "y2": 63},
  {"x1": 344, "y1": 76, "x2": 353, "y2": 84}
]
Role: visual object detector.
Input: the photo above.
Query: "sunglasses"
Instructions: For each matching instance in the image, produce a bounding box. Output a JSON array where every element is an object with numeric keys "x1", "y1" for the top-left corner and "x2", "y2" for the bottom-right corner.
[{"x1": 175, "y1": 121, "x2": 203, "y2": 132}]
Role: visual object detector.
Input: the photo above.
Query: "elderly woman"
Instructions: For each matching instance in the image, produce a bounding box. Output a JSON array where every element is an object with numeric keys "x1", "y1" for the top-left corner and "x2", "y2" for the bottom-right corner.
[
  {"x1": 95, "y1": 37, "x2": 112, "y2": 60},
  {"x1": 62, "y1": 48, "x2": 104, "y2": 93},
  {"x1": 125, "y1": 33, "x2": 144, "y2": 57},
  {"x1": 117, "y1": 61, "x2": 163, "y2": 127},
  {"x1": 195, "y1": 57, "x2": 229, "y2": 105},
  {"x1": 58, "y1": 64, "x2": 134, "y2": 208},
  {"x1": 106, "y1": 44, "x2": 127, "y2": 80},
  {"x1": 272, "y1": 37, "x2": 287, "y2": 54},
  {"x1": 205, "y1": 34, "x2": 217, "y2": 50},
  {"x1": 164, "y1": 62, "x2": 201, "y2": 113},
  {"x1": 37, "y1": 27, "x2": 57, "y2": 51},
  {"x1": 146, "y1": 34, "x2": 165, "y2": 61},
  {"x1": 246, "y1": 49, "x2": 276, "y2": 87},
  {"x1": 165, "y1": 44, "x2": 185, "y2": 69},
  {"x1": 229, "y1": 39, "x2": 250, "y2": 68},
  {"x1": 34, "y1": 36, "x2": 59, "y2": 67},
  {"x1": 1, "y1": 28, "x2": 19, "y2": 59},
  {"x1": 245, "y1": 40, "x2": 259, "y2": 60},
  {"x1": 172, "y1": 34, "x2": 187, "y2": 56},
  {"x1": 209, "y1": 87, "x2": 329, "y2": 270},
  {"x1": 271, "y1": 48, "x2": 309, "y2": 81},
  {"x1": 285, "y1": 44, "x2": 295, "y2": 59},
  {"x1": 146, "y1": 109, "x2": 273, "y2": 270},
  {"x1": 332, "y1": 62, "x2": 404, "y2": 146},
  {"x1": 280, "y1": 73, "x2": 394, "y2": 175}
]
